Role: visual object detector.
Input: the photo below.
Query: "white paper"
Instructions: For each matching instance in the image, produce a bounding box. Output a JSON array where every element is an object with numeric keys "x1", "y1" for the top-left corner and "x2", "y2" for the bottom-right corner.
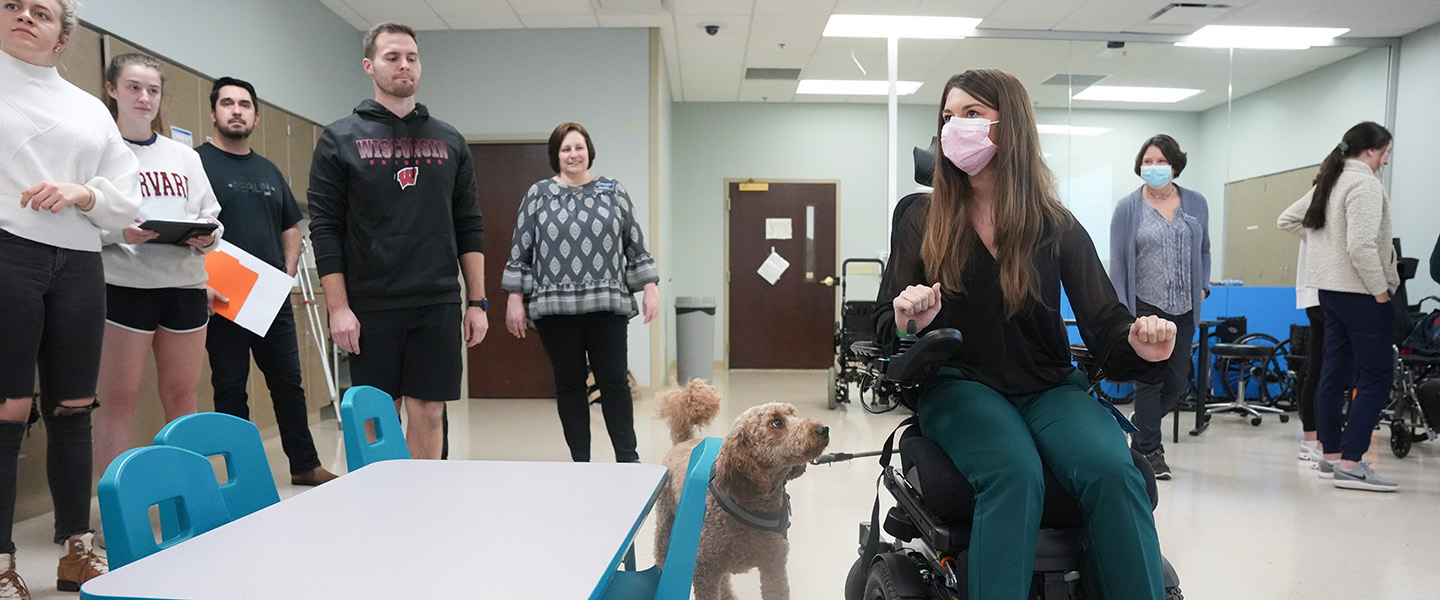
[
  {"x1": 169, "y1": 125, "x2": 193, "y2": 147},
  {"x1": 765, "y1": 218, "x2": 793, "y2": 240},
  {"x1": 757, "y1": 248, "x2": 790, "y2": 285},
  {"x1": 213, "y1": 240, "x2": 295, "y2": 337}
]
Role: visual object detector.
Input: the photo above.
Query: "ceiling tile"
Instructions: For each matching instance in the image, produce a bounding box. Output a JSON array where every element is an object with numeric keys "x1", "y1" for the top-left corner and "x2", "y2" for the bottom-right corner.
[
  {"x1": 518, "y1": 14, "x2": 602, "y2": 28},
  {"x1": 672, "y1": 0, "x2": 749, "y2": 15},
  {"x1": 596, "y1": 14, "x2": 673, "y2": 28},
  {"x1": 344, "y1": 0, "x2": 437, "y2": 21},
  {"x1": 443, "y1": 14, "x2": 525, "y2": 29},
  {"x1": 914, "y1": 0, "x2": 999, "y2": 18},
  {"x1": 737, "y1": 79, "x2": 799, "y2": 103},
  {"x1": 509, "y1": 0, "x2": 596, "y2": 16},
  {"x1": 317, "y1": 0, "x2": 362, "y2": 20},
  {"x1": 753, "y1": 0, "x2": 838, "y2": 17},
  {"x1": 832, "y1": 0, "x2": 922, "y2": 16},
  {"x1": 425, "y1": 0, "x2": 515, "y2": 16}
]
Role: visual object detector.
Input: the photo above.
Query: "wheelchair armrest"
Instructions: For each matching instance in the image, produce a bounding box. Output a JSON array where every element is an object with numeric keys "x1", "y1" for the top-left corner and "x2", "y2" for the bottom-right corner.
[
  {"x1": 884, "y1": 328, "x2": 963, "y2": 386},
  {"x1": 850, "y1": 340, "x2": 883, "y2": 359}
]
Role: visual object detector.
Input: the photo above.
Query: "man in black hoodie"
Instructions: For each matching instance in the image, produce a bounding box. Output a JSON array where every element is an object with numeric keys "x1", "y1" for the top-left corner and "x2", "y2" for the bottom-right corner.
[{"x1": 308, "y1": 22, "x2": 487, "y2": 460}]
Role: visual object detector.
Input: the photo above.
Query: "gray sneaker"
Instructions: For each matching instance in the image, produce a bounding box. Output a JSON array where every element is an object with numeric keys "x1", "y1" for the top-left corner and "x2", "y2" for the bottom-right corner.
[
  {"x1": 1333, "y1": 461, "x2": 1399, "y2": 492},
  {"x1": 1315, "y1": 459, "x2": 1335, "y2": 479}
]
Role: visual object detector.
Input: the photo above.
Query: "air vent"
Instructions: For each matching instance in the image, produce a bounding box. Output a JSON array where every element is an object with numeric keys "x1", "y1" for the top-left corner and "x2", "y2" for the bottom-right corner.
[
  {"x1": 1149, "y1": 3, "x2": 1231, "y2": 26},
  {"x1": 1041, "y1": 74, "x2": 1106, "y2": 87},
  {"x1": 745, "y1": 68, "x2": 803, "y2": 81}
]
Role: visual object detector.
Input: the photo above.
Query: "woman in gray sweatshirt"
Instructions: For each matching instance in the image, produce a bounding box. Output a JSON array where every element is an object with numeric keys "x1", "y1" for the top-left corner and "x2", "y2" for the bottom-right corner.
[{"x1": 1278, "y1": 121, "x2": 1398, "y2": 492}]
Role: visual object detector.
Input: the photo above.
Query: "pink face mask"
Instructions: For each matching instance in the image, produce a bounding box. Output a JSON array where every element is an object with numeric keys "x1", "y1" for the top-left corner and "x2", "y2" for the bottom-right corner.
[{"x1": 940, "y1": 117, "x2": 998, "y2": 175}]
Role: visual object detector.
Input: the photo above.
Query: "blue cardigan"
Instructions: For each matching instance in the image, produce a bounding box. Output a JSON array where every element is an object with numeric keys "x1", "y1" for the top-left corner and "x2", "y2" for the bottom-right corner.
[{"x1": 1109, "y1": 184, "x2": 1211, "y2": 325}]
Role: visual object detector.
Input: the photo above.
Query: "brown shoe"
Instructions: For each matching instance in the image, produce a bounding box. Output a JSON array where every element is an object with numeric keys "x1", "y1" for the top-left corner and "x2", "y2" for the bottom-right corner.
[
  {"x1": 56, "y1": 532, "x2": 105, "y2": 593},
  {"x1": 0, "y1": 554, "x2": 30, "y2": 600},
  {"x1": 290, "y1": 466, "x2": 339, "y2": 486}
]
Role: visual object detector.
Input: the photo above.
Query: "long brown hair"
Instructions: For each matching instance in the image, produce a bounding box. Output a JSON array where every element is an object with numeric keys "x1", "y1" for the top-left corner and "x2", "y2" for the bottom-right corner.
[
  {"x1": 1302, "y1": 121, "x2": 1391, "y2": 229},
  {"x1": 923, "y1": 69, "x2": 1071, "y2": 318}
]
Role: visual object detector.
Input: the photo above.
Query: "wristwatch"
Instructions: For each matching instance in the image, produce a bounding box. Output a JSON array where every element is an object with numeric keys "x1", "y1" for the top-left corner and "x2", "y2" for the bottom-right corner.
[{"x1": 467, "y1": 299, "x2": 489, "y2": 311}]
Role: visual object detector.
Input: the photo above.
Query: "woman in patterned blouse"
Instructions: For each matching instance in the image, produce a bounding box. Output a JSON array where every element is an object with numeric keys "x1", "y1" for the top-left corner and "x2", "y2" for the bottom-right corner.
[{"x1": 501, "y1": 122, "x2": 659, "y2": 462}]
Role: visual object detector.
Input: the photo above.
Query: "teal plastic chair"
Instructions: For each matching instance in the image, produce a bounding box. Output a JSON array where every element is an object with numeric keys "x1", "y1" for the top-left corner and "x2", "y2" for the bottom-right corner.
[
  {"x1": 154, "y1": 412, "x2": 280, "y2": 520},
  {"x1": 340, "y1": 385, "x2": 410, "y2": 472},
  {"x1": 98, "y1": 445, "x2": 232, "y2": 569},
  {"x1": 597, "y1": 437, "x2": 721, "y2": 600}
]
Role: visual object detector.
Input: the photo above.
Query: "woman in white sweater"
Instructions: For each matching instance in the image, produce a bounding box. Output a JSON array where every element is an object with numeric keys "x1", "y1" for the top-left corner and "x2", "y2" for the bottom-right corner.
[
  {"x1": 0, "y1": 0, "x2": 141, "y2": 596},
  {"x1": 1278, "y1": 121, "x2": 1399, "y2": 493},
  {"x1": 92, "y1": 54, "x2": 223, "y2": 477}
]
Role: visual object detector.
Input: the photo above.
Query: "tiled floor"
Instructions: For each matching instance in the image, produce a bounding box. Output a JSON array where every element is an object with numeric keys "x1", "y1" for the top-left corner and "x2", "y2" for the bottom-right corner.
[{"x1": 11, "y1": 369, "x2": 1440, "y2": 598}]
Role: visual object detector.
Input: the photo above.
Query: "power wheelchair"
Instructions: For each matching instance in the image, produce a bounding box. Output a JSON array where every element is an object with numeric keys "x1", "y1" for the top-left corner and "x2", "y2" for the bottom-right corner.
[{"x1": 820, "y1": 323, "x2": 1183, "y2": 600}]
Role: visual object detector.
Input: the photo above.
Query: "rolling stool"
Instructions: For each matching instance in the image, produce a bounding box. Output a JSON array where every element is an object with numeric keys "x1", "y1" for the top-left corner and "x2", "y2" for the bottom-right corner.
[{"x1": 1206, "y1": 341, "x2": 1289, "y2": 426}]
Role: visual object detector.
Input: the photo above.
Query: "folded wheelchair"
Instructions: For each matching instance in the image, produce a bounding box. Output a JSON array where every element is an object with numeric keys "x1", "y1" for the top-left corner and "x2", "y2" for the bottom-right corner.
[{"x1": 817, "y1": 325, "x2": 1182, "y2": 600}]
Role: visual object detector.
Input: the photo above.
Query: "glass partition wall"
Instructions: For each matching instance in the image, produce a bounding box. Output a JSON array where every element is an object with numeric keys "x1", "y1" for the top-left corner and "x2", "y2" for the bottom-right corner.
[{"x1": 883, "y1": 35, "x2": 1394, "y2": 286}]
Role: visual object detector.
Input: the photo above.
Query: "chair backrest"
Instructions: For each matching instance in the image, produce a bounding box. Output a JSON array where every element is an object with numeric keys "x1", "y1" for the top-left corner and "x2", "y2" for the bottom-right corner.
[
  {"x1": 98, "y1": 446, "x2": 232, "y2": 569},
  {"x1": 340, "y1": 385, "x2": 410, "y2": 472},
  {"x1": 153, "y1": 412, "x2": 280, "y2": 522},
  {"x1": 653, "y1": 437, "x2": 721, "y2": 598}
]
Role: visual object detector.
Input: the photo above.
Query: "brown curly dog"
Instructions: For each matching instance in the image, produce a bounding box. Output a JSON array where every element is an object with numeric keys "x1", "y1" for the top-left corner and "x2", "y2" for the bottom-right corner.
[{"x1": 653, "y1": 379, "x2": 830, "y2": 600}]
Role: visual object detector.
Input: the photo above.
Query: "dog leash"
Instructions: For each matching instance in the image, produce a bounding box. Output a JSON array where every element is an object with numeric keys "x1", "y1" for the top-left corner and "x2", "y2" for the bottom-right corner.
[{"x1": 709, "y1": 478, "x2": 792, "y2": 539}]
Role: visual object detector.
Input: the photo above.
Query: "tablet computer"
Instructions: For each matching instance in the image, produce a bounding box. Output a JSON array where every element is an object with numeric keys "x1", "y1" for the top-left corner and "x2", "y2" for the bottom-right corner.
[{"x1": 138, "y1": 220, "x2": 219, "y2": 245}]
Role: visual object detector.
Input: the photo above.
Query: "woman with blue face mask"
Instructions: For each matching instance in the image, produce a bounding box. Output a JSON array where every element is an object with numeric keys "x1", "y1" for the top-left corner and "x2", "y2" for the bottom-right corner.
[{"x1": 1109, "y1": 135, "x2": 1211, "y2": 480}]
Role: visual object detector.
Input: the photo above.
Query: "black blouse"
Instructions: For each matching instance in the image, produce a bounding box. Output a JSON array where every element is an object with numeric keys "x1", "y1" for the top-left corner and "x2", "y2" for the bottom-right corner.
[{"x1": 874, "y1": 196, "x2": 1159, "y2": 397}]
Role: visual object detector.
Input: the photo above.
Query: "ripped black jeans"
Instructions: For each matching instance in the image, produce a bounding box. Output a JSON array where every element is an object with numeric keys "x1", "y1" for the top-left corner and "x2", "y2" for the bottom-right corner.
[{"x1": 0, "y1": 230, "x2": 103, "y2": 553}]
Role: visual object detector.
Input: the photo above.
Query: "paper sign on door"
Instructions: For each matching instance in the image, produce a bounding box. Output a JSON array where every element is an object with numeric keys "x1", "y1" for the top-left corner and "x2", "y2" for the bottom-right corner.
[
  {"x1": 757, "y1": 247, "x2": 790, "y2": 285},
  {"x1": 204, "y1": 240, "x2": 295, "y2": 336}
]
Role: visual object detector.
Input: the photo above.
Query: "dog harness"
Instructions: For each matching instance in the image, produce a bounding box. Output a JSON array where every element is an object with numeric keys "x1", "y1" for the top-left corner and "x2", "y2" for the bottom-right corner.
[{"x1": 709, "y1": 479, "x2": 792, "y2": 539}]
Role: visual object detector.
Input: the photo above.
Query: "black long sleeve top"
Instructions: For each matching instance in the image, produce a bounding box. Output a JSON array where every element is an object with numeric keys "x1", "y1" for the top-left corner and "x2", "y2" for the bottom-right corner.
[{"x1": 874, "y1": 196, "x2": 1160, "y2": 397}]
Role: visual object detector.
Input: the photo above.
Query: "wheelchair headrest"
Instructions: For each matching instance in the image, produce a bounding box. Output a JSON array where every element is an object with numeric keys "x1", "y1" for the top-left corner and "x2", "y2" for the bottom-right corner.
[{"x1": 913, "y1": 137, "x2": 937, "y2": 187}]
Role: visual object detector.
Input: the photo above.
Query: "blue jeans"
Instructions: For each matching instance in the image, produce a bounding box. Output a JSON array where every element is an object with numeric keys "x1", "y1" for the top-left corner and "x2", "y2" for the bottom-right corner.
[{"x1": 1316, "y1": 290, "x2": 1394, "y2": 461}]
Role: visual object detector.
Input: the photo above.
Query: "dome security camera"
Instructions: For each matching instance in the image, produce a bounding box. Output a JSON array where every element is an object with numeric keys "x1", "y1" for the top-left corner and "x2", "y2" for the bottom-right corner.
[{"x1": 701, "y1": 22, "x2": 722, "y2": 36}]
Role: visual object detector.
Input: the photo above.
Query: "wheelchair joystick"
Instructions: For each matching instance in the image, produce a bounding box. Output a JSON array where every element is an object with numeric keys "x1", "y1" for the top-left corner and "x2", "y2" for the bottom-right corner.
[{"x1": 896, "y1": 320, "x2": 919, "y2": 357}]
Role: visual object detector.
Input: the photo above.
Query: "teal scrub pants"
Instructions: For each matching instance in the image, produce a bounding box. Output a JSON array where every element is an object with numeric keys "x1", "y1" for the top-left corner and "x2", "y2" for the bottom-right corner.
[{"x1": 916, "y1": 367, "x2": 1163, "y2": 600}]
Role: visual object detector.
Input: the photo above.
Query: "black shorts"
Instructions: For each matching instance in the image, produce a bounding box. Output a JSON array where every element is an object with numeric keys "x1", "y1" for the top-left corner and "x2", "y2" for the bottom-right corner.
[
  {"x1": 350, "y1": 303, "x2": 463, "y2": 402},
  {"x1": 105, "y1": 285, "x2": 209, "y2": 334}
]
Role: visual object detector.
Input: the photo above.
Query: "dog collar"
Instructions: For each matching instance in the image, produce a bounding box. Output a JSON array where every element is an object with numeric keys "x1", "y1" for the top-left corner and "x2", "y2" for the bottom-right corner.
[{"x1": 709, "y1": 478, "x2": 791, "y2": 539}]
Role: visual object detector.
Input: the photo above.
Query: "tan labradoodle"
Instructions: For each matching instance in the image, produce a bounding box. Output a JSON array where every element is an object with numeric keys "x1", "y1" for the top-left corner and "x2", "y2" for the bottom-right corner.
[{"x1": 653, "y1": 379, "x2": 830, "y2": 600}]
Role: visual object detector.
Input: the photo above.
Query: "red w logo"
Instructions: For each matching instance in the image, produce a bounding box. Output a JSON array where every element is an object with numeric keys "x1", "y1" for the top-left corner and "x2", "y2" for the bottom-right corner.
[{"x1": 395, "y1": 167, "x2": 420, "y2": 190}]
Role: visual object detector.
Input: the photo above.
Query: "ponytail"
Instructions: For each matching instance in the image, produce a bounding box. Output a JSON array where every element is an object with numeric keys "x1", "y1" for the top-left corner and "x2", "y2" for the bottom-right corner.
[{"x1": 1302, "y1": 122, "x2": 1391, "y2": 230}]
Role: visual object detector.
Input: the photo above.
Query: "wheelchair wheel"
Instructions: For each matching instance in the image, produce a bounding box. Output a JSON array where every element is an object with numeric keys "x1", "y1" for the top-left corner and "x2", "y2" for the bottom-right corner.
[
  {"x1": 828, "y1": 367, "x2": 839, "y2": 410},
  {"x1": 1390, "y1": 421, "x2": 1412, "y2": 458},
  {"x1": 862, "y1": 557, "x2": 929, "y2": 600}
]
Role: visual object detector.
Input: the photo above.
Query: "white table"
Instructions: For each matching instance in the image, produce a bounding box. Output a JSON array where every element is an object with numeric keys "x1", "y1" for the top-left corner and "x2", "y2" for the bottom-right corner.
[{"x1": 82, "y1": 459, "x2": 668, "y2": 599}]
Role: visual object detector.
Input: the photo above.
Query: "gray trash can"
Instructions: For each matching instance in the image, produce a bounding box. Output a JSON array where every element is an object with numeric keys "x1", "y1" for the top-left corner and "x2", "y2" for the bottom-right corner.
[{"x1": 675, "y1": 296, "x2": 717, "y2": 384}]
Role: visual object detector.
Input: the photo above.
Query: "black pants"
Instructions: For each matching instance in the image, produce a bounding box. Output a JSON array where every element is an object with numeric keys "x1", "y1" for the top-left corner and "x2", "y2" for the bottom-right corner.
[
  {"x1": 0, "y1": 233, "x2": 102, "y2": 552},
  {"x1": 534, "y1": 313, "x2": 638, "y2": 463},
  {"x1": 1298, "y1": 306, "x2": 1326, "y2": 433},
  {"x1": 1317, "y1": 290, "x2": 1393, "y2": 461},
  {"x1": 205, "y1": 304, "x2": 321, "y2": 474},
  {"x1": 1131, "y1": 300, "x2": 1195, "y2": 454}
]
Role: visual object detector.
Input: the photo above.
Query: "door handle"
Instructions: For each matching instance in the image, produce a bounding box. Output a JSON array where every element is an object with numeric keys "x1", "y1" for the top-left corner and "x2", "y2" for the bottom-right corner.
[{"x1": 819, "y1": 276, "x2": 835, "y2": 287}]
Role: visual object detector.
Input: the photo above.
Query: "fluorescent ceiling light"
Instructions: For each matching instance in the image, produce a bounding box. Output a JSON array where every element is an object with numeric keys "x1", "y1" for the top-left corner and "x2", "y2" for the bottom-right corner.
[
  {"x1": 1176, "y1": 25, "x2": 1349, "y2": 50},
  {"x1": 823, "y1": 15, "x2": 982, "y2": 39},
  {"x1": 1036, "y1": 124, "x2": 1112, "y2": 137},
  {"x1": 796, "y1": 80, "x2": 923, "y2": 95},
  {"x1": 1072, "y1": 86, "x2": 1201, "y2": 103}
]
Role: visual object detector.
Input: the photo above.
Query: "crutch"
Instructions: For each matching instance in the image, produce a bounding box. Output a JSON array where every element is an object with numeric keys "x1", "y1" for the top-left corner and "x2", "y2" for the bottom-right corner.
[{"x1": 297, "y1": 238, "x2": 342, "y2": 428}]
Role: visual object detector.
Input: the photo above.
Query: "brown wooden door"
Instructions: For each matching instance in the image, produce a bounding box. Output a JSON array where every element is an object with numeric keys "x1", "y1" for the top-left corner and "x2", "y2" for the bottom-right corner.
[
  {"x1": 467, "y1": 143, "x2": 557, "y2": 398},
  {"x1": 728, "y1": 182, "x2": 837, "y2": 369}
]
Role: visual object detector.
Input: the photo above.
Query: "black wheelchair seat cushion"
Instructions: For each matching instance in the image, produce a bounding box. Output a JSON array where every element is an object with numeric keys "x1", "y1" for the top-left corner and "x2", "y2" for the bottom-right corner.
[
  {"x1": 898, "y1": 428, "x2": 1158, "y2": 529},
  {"x1": 1210, "y1": 342, "x2": 1274, "y2": 359}
]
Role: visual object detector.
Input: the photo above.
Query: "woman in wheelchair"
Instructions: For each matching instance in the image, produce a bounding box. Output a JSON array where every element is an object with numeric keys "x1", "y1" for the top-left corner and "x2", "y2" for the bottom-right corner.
[{"x1": 877, "y1": 69, "x2": 1177, "y2": 600}]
